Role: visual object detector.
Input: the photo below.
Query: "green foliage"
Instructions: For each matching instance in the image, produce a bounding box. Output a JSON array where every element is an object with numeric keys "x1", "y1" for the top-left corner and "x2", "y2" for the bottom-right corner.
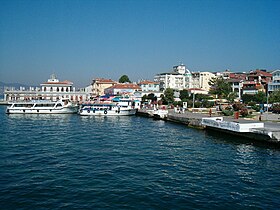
[
  {"x1": 147, "y1": 93, "x2": 157, "y2": 103},
  {"x1": 208, "y1": 77, "x2": 231, "y2": 99},
  {"x1": 272, "y1": 104, "x2": 280, "y2": 113},
  {"x1": 241, "y1": 92, "x2": 266, "y2": 104},
  {"x1": 179, "y1": 89, "x2": 190, "y2": 100},
  {"x1": 119, "y1": 75, "x2": 131, "y2": 83},
  {"x1": 222, "y1": 110, "x2": 233, "y2": 116},
  {"x1": 141, "y1": 94, "x2": 147, "y2": 103},
  {"x1": 269, "y1": 90, "x2": 280, "y2": 103},
  {"x1": 254, "y1": 92, "x2": 266, "y2": 104},
  {"x1": 163, "y1": 88, "x2": 174, "y2": 104},
  {"x1": 227, "y1": 92, "x2": 237, "y2": 103}
]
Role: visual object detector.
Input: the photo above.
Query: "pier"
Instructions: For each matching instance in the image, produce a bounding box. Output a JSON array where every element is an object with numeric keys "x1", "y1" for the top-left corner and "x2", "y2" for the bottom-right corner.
[{"x1": 137, "y1": 109, "x2": 280, "y2": 144}]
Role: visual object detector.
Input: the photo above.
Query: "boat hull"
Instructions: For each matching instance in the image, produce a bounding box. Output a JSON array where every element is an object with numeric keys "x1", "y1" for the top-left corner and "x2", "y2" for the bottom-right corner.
[
  {"x1": 6, "y1": 107, "x2": 78, "y2": 114},
  {"x1": 79, "y1": 108, "x2": 136, "y2": 116}
]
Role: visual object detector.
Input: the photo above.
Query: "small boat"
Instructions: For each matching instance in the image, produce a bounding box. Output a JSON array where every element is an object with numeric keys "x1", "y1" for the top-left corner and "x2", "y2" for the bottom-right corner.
[
  {"x1": 153, "y1": 109, "x2": 168, "y2": 120},
  {"x1": 79, "y1": 103, "x2": 137, "y2": 116},
  {"x1": 6, "y1": 99, "x2": 78, "y2": 114}
]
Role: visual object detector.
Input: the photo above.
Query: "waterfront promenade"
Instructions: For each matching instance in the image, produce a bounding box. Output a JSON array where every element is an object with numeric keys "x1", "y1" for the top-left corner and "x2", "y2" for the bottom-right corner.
[{"x1": 137, "y1": 109, "x2": 280, "y2": 143}]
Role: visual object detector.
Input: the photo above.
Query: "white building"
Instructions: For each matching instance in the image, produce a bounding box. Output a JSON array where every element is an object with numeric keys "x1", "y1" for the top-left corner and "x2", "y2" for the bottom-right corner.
[
  {"x1": 191, "y1": 72, "x2": 216, "y2": 92},
  {"x1": 268, "y1": 69, "x2": 280, "y2": 93},
  {"x1": 154, "y1": 63, "x2": 192, "y2": 91},
  {"x1": 104, "y1": 83, "x2": 142, "y2": 96},
  {"x1": 4, "y1": 74, "x2": 88, "y2": 102}
]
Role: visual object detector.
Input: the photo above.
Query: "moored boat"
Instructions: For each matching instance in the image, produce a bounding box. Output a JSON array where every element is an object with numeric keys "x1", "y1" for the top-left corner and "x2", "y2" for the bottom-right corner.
[
  {"x1": 6, "y1": 99, "x2": 78, "y2": 114},
  {"x1": 79, "y1": 103, "x2": 137, "y2": 116}
]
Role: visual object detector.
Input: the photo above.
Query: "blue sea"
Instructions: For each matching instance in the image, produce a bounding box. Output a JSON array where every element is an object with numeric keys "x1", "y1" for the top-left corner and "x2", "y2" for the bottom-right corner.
[{"x1": 0, "y1": 105, "x2": 279, "y2": 209}]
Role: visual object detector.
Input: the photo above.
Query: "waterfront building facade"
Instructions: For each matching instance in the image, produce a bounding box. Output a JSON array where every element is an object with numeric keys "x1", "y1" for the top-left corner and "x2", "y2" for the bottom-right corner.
[
  {"x1": 91, "y1": 78, "x2": 117, "y2": 96},
  {"x1": 154, "y1": 63, "x2": 192, "y2": 91},
  {"x1": 191, "y1": 71, "x2": 216, "y2": 92},
  {"x1": 137, "y1": 80, "x2": 163, "y2": 98},
  {"x1": 4, "y1": 74, "x2": 88, "y2": 102},
  {"x1": 138, "y1": 80, "x2": 160, "y2": 92},
  {"x1": 104, "y1": 83, "x2": 142, "y2": 96},
  {"x1": 268, "y1": 69, "x2": 280, "y2": 93}
]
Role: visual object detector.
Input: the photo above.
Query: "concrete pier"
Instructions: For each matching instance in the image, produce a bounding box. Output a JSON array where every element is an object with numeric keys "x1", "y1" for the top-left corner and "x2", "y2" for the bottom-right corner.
[{"x1": 136, "y1": 109, "x2": 280, "y2": 144}]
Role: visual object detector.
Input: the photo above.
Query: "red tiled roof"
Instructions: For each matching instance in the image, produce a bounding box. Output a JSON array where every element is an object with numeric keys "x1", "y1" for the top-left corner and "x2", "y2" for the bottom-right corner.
[
  {"x1": 95, "y1": 78, "x2": 117, "y2": 84},
  {"x1": 108, "y1": 83, "x2": 141, "y2": 89},
  {"x1": 138, "y1": 80, "x2": 159, "y2": 85}
]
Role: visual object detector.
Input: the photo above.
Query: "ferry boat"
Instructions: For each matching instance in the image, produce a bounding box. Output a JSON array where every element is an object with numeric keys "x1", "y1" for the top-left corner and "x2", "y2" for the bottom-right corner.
[
  {"x1": 79, "y1": 103, "x2": 137, "y2": 116},
  {"x1": 6, "y1": 99, "x2": 78, "y2": 114}
]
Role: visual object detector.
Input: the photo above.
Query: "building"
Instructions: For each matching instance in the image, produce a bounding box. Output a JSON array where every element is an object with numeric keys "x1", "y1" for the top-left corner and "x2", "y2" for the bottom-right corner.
[
  {"x1": 226, "y1": 79, "x2": 243, "y2": 99},
  {"x1": 104, "y1": 83, "x2": 142, "y2": 96},
  {"x1": 242, "y1": 69, "x2": 272, "y2": 95},
  {"x1": 154, "y1": 63, "x2": 192, "y2": 91},
  {"x1": 191, "y1": 71, "x2": 216, "y2": 92},
  {"x1": 268, "y1": 69, "x2": 280, "y2": 93},
  {"x1": 4, "y1": 74, "x2": 88, "y2": 102},
  {"x1": 138, "y1": 80, "x2": 160, "y2": 92},
  {"x1": 137, "y1": 80, "x2": 162, "y2": 98},
  {"x1": 91, "y1": 78, "x2": 117, "y2": 96}
]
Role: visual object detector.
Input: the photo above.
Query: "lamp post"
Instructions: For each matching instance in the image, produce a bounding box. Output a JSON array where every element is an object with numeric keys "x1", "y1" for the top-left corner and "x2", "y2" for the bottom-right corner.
[{"x1": 192, "y1": 91, "x2": 195, "y2": 109}]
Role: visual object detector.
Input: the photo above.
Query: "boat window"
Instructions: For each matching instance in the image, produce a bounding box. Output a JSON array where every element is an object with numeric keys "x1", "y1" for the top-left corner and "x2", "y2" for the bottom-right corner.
[
  {"x1": 56, "y1": 104, "x2": 62, "y2": 107},
  {"x1": 34, "y1": 104, "x2": 54, "y2": 107}
]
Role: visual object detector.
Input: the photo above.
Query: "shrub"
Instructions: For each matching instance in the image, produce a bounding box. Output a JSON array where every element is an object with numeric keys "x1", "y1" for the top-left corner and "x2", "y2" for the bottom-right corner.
[
  {"x1": 240, "y1": 108, "x2": 249, "y2": 117},
  {"x1": 272, "y1": 104, "x2": 280, "y2": 114},
  {"x1": 222, "y1": 110, "x2": 233, "y2": 116}
]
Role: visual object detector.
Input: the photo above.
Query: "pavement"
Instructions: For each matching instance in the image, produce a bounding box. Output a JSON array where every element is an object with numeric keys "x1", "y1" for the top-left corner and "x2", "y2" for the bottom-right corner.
[{"x1": 168, "y1": 111, "x2": 280, "y2": 131}]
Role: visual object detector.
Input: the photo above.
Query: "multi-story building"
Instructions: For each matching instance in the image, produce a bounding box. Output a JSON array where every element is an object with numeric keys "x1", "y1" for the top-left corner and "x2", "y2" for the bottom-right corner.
[
  {"x1": 154, "y1": 63, "x2": 192, "y2": 91},
  {"x1": 137, "y1": 80, "x2": 162, "y2": 98},
  {"x1": 191, "y1": 71, "x2": 216, "y2": 92},
  {"x1": 268, "y1": 69, "x2": 280, "y2": 93},
  {"x1": 241, "y1": 69, "x2": 272, "y2": 95},
  {"x1": 4, "y1": 74, "x2": 88, "y2": 102},
  {"x1": 104, "y1": 83, "x2": 141, "y2": 96},
  {"x1": 138, "y1": 80, "x2": 160, "y2": 92},
  {"x1": 91, "y1": 78, "x2": 117, "y2": 96}
]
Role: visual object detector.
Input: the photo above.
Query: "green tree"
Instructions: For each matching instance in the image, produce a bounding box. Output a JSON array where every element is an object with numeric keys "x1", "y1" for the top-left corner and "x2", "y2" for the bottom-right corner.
[
  {"x1": 241, "y1": 94, "x2": 255, "y2": 104},
  {"x1": 269, "y1": 90, "x2": 280, "y2": 103},
  {"x1": 254, "y1": 92, "x2": 266, "y2": 104},
  {"x1": 164, "y1": 88, "x2": 174, "y2": 104},
  {"x1": 147, "y1": 93, "x2": 157, "y2": 103},
  {"x1": 227, "y1": 92, "x2": 237, "y2": 103},
  {"x1": 141, "y1": 94, "x2": 147, "y2": 103},
  {"x1": 208, "y1": 78, "x2": 231, "y2": 99},
  {"x1": 119, "y1": 75, "x2": 131, "y2": 83},
  {"x1": 179, "y1": 89, "x2": 190, "y2": 100}
]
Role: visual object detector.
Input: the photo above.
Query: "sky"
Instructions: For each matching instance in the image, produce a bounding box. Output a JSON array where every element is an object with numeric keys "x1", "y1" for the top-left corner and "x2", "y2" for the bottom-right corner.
[{"x1": 0, "y1": 0, "x2": 280, "y2": 87}]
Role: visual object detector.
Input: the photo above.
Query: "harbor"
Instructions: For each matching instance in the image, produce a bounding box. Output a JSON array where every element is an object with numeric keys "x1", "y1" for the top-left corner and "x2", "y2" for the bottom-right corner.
[
  {"x1": 1, "y1": 105, "x2": 280, "y2": 209},
  {"x1": 137, "y1": 108, "x2": 280, "y2": 144}
]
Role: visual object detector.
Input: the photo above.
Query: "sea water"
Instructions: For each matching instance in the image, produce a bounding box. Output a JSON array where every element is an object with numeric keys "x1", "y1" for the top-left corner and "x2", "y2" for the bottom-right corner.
[{"x1": 0, "y1": 106, "x2": 279, "y2": 209}]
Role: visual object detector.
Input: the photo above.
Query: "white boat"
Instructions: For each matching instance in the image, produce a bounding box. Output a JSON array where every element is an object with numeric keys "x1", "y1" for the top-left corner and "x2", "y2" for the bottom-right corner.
[
  {"x1": 153, "y1": 109, "x2": 168, "y2": 120},
  {"x1": 79, "y1": 103, "x2": 137, "y2": 116},
  {"x1": 6, "y1": 99, "x2": 78, "y2": 114}
]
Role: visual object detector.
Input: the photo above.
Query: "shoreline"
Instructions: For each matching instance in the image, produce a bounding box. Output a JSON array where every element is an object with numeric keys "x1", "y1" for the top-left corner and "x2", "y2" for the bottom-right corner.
[{"x1": 136, "y1": 109, "x2": 280, "y2": 145}]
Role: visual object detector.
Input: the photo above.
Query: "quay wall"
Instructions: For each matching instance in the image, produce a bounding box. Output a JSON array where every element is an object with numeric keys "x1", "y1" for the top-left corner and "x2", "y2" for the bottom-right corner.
[{"x1": 136, "y1": 109, "x2": 280, "y2": 144}]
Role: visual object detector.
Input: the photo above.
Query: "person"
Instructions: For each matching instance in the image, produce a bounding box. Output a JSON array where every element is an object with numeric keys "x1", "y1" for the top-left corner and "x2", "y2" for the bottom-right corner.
[{"x1": 209, "y1": 109, "x2": 212, "y2": 117}]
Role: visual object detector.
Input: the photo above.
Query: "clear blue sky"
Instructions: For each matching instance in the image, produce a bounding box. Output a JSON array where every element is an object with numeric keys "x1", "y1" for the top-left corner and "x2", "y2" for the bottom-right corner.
[{"x1": 0, "y1": 0, "x2": 279, "y2": 87}]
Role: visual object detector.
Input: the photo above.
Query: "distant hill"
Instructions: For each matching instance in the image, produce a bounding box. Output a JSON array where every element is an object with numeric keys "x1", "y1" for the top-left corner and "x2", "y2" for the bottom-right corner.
[{"x1": 0, "y1": 81, "x2": 31, "y2": 95}]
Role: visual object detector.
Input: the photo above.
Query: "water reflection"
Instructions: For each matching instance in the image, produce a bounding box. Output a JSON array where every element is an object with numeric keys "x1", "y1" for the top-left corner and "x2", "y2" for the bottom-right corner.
[{"x1": 235, "y1": 144, "x2": 257, "y2": 184}]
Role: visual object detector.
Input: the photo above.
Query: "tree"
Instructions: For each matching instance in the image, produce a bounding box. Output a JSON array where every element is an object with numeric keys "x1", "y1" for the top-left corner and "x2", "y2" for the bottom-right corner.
[
  {"x1": 164, "y1": 88, "x2": 174, "y2": 104},
  {"x1": 119, "y1": 75, "x2": 131, "y2": 83},
  {"x1": 179, "y1": 89, "x2": 190, "y2": 100},
  {"x1": 254, "y1": 92, "x2": 266, "y2": 104},
  {"x1": 227, "y1": 92, "x2": 237, "y2": 103},
  {"x1": 147, "y1": 93, "x2": 157, "y2": 103},
  {"x1": 269, "y1": 90, "x2": 280, "y2": 103},
  {"x1": 208, "y1": 78, "x2": 231, "y2": 99}
]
